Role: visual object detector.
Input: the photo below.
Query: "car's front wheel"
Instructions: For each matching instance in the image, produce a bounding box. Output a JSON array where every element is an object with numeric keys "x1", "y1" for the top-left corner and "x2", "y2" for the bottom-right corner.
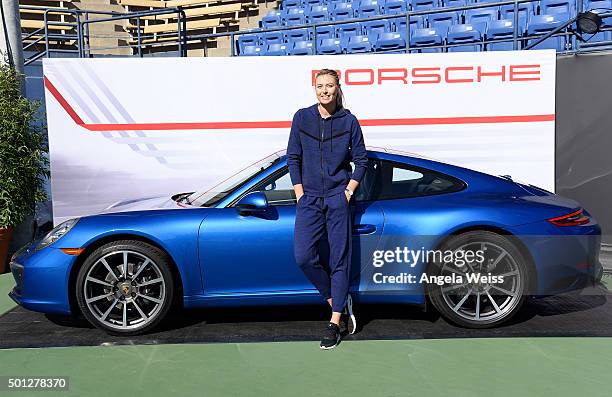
[
  {"x1": 427, "y1": 231, "x2": 530, "y2": 328},
  {"x1": 75, "y1": 240, "x2": 175, "y2": 335}
]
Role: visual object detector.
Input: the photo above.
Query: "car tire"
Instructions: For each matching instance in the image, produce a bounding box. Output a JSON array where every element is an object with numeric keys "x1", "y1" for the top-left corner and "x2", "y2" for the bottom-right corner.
[
  {"x1": 75, "y1": 240, "x2": 175, "y2": 335},
  {"x1": 426, "y1": 231, "x2": 530, "y2": 328}
]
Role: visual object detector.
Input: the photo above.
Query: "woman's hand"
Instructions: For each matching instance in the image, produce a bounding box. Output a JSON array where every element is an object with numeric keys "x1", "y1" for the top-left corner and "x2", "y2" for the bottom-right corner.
[
  {"x1": 296, "y1": 193, "x2": 304, "y2": 203},
  {"x1": 344, "y1": 190, "x2": 352, "y2": 203}
]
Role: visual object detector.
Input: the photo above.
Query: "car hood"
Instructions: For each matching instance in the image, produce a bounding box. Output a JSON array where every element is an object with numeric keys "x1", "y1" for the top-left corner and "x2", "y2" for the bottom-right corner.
[{"x1": 102, "y1": 195, "x2": 183, "y2": 213}]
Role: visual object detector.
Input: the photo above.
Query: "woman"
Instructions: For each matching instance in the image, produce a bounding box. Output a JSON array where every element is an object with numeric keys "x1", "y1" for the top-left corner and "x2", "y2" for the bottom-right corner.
[{"x1": 286, "y1": 69, "x2": 368, "y2": 349}]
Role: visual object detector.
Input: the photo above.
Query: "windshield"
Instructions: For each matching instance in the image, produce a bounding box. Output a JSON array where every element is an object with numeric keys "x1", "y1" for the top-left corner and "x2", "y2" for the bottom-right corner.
[{"x1": 187, "y1": 151, "x2": 284, "y2": 207}]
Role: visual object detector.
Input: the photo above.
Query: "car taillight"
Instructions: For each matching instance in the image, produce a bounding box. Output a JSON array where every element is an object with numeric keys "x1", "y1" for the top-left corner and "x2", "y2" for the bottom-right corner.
[{"x1": 547, "y1": 208, "x2": 590, "y2": 226}]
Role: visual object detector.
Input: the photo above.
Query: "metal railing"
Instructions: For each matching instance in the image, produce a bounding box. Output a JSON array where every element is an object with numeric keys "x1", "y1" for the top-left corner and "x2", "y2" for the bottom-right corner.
[{"x1": 20, "y1": 0, "x2": 612, "y2": 62}]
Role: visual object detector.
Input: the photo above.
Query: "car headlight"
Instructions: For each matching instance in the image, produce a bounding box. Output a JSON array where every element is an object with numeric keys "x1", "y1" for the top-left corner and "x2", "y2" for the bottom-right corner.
[{"x1": 36, "y1": 218, "x2": 80, "y2": 250}]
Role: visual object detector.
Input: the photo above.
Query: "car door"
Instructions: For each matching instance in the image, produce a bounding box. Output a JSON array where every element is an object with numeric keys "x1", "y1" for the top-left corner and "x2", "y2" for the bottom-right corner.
[
  {"x1": 198, "y1": 160, "x2": 385, "y2": 296},
  {"x1": 361, "y1": 158, "x2": 467, "y2": 299}
]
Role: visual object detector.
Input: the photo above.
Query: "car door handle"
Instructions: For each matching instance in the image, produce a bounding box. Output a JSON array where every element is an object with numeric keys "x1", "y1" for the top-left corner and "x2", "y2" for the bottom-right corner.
[{"x1": 353, "y1": 224, "x2": 376, "y2": 234}]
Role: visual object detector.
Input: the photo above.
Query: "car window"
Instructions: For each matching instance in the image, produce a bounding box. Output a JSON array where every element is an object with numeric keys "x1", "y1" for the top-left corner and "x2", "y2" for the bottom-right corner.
[
  {"x1": 243, "y1": 159, "x2": 381, "y2": 206},
  {"x1": 372, "y1": 160, "x2": 465, "y2": 200}
]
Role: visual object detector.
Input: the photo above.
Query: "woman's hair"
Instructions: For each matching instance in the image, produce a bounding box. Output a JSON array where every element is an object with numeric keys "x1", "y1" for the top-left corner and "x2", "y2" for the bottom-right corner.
[{"x1": 315, "y1": 68, "x2": 345, "y2": 109}]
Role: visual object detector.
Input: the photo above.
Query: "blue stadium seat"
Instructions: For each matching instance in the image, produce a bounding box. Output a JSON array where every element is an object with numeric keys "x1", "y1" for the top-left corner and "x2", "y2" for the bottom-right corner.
[
  {"x1": 261, "y1": 11, "x2": 282, "y2": 28},
  {"x1": 332, "y1": 3, "x2": 355, "y2": 20},
  {"x1": 410, "y1": 27, "x2": 446, "y2": 52},
  {"x1": 428, "y1": 11, "x2": 461, "y2": 30},
  {"x1": 284, "y1": 8, "x2": 307, "y2": 25},
  {"x1": 444, "y1": 0, "x2": 469, "y2": 7},
  {"x1": 499, "y1": 2, "x2": 536, "y2": 35},
  {"x1": 486, "y1": 19, "x2": 521, "y2": 50},
  {"x1": 285, "y1": 28, "x2": 313, "y2": 44},
  {"x1": 336, "y1": 21, "x2": 363, "y2": 37},
  {"x1": 304, "y1": 0, "x2": 323, "y2": 6},
  {"x1": 290, "y1": 40, "x2": 315, "y2": 55},
  {"x1": 237, "y1": 33, "x2": 259, "y2": 54},
  {"x1": 363, "y1": 19, "x2": 391, "y2": 40},
  {"x1": 242, "y1": 45, "x2": 266, "y2": 56},
  {"x1": 464, "y1": 8, "x2": 499, "y2": 32},
  {"x1": 307, "y1": 5, "x2": 331, "y2": 23},
  {"x1": 383, "y1": 0, "x2": 408, "y2": 14},
  {"x1": 391, "y1": 15, "x2": 425, "y2": 33},
  {"x1": 376, "y1": 31, "x2": 407, "y2": 51},
  {"x1": 261, "y1": 31, "x2": 284, "y2": 45},
  {"x1": 411, "y1": 0, "x2": 441, "y2": 11},
  {"x1": 318, "y1": 38, "x2": 345, "y2": 53},
  {"x1": 282, "y1": 0, "x2": 303, "y2": 9},
  {"x1": 314, "y1": 25, "x2": 336, "y2": 40},
  {"x1": 527, "y1": 14, "x2": 568, "y2": 50},
  {"x1": 357, "y1": 0, "x2": 384, "y2": 17},
  {"x1": 347, "y1": 35, "x2": 375, "y2": 52},
  {"x1": 540, "y1": 0, "x2": 575, "y2": 19},
  {"x1": 267, "y1": 43, "x2": 290, "y2": 55},
  {"x1": 447, "y1": 23, "x2": 483, "y2": 51}
]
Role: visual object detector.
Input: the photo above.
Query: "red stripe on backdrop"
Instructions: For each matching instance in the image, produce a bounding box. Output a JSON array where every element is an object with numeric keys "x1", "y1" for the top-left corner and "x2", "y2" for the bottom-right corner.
[{"x1": 44, "y1": 76, "x2": 555, "y2": 131}]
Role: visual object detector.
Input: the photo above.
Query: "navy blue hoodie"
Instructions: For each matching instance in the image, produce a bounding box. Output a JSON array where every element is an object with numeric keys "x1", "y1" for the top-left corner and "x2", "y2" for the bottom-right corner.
[{"x1": 287, "y1": 103, "x2": 368, "y2": 198}]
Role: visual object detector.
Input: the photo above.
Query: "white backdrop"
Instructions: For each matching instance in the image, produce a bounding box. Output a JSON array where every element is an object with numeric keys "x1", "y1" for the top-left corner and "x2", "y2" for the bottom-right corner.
[{"x1": 43, "y1": 50, "x2": 556, "y2": 224}]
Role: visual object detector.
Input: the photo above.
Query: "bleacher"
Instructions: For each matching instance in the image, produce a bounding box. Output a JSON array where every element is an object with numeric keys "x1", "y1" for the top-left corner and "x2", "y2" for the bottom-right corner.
[{"x1": 235, "y1": 0, "x2": 612, "y2": 55}]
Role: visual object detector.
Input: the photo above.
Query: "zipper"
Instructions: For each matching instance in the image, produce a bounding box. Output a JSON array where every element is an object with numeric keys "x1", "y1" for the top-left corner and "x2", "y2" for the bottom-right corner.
[{"x1": 320, "y1": 117, "x2": 325, "y2": 195}]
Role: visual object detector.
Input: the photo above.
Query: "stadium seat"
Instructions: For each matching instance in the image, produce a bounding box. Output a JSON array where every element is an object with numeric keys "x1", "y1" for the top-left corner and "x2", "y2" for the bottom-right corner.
[
  {"x1": 261, "y1": 31, "x2": 284, "y2": 45},
  {"x1": 290, "y1": 40, "x2": 315, "y2": 55},
  {"x1": 284, "y1": 8, "x2": 307, "y2": 25},
  {"x1": 347, "y1": 35, "x2": 375, "y2": 52},
  {"x1": 282, "y1": 0, "x2": 303, "y2": 9},
  {"x1": 357, "y1": 0, "x2": 384, "y2": 17},
  {"x1": 242, "y1": 45, "x2": 266, "y2": 56},
  {"x1": 318, "y1": 37, "x2": 345, "y2": 53},
  {"x1": 237, "y1": 33, "x2": 259, "y2": 54},
  {"x1": 267, "y1": 43, "x2": 290, "y2": 55},
  {"x1": 447, "y1": 23, "x2": 483, "y2": 51},
  {"x1": 307, "y1": 5, "x2": 330, "y2": 23},
  {"x1": 486, "y1": 19, "x2": 521, "y2": 50},
  {"x1": 540, "y1": 0, "x2": 575, "y2": 19},
  {"x1": 331, "y1": 3, "x2": 355, "y2": 20},
  {"x1": 444, "y1": 0, "x2": 469, "y2": 7},
  {"x1": 285, "y1": 28, "x2": 313, "y2": 44},
  {"x1": 336, "y1": 21, "x2": 363, "y2": 37},
  {"x1": 363, "y1": 19, "x2": 391, "y2": 40},
  {"x1": 527, "y1": 14, "x2": 568, "y2": 50},
  {"x1": 304, "y1": 0, "x2": 323, "y2": 6},
  {"x1": 428, "y1": 11, "x2": 461, "y2": 30},
  {"x1": 391, "y1": 15, "x2": 425, "y2": 33},
  {"x1": 314, "y1": 24, "x2": 336, "y2": 40},
  {"x1": 376, "y1": 31, "x2": 407, "y2": 51},
  {"x1": 410, "y1": 26, "x2": 446, "y2": 52},
  {"x1": 261, "y1": 11, "x2": 282, "y2": 28},
  {"x1": 383, "y1": 0, "x2": 408, "y2": 14},
  {"x1": 411, "y1": 0, "x2": 441, "y2": 11},
  {"x1": 464, "y1": 8, "x2": 499, "y2": 32},
  {"x1": 499, "y1": 2, "x2": 536, "y2": 35}
]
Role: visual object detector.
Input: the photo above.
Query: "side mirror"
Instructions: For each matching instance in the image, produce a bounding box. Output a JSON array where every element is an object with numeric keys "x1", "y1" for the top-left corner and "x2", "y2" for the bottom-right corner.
[{"x1": 236, "y1": 191, "x2": 268, "y2": 216}]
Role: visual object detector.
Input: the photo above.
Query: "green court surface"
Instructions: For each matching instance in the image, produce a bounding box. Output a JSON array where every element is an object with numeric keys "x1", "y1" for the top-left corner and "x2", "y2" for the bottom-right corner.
[
  {"x1": 0, "y1": 338, "x2": 611, "y2": 397},
  {"x1": 0, "y1": 273, "x2": 16, "y2": 316}
]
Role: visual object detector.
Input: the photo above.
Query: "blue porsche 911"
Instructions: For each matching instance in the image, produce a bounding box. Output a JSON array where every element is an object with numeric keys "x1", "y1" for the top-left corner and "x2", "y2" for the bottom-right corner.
[{"x1": 9, "y1": 149, "x2": 603, "y2": 335}]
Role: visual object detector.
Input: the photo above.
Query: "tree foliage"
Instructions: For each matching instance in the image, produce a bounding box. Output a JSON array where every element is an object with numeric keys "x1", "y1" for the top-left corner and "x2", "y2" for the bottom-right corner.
[{"x1": 0, "y1": 62, "x2": 49, "y2": 228}]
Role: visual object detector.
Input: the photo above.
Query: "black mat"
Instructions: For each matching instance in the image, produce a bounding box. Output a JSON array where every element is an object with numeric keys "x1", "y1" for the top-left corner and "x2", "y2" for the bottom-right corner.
[{"x1": 1, "y1": 283, "x2": 611, "y2": 349}]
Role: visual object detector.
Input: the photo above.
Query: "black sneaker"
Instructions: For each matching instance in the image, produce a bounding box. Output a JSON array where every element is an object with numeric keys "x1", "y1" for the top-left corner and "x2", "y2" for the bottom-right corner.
[
  {"x1": 320, "y1": 322, "x2": 341, "y2": 350},
  {"x1": 342, "y1": 293, "x2": 357, "y2": 335}
]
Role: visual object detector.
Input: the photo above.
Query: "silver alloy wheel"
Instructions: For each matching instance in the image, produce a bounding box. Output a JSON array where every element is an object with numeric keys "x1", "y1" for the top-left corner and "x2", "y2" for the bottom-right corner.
[
  {"x1": 83, "y1": 250, "x2": 166, "y2": 331},
  {"x1": 439, "y1": 241, "x2": 523, "y2": 323}
]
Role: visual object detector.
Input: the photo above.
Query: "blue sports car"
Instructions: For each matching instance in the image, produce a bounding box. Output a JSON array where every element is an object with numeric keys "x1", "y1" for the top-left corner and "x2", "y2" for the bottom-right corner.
[{"x1": 9, "y1": 149, "x2": 603, "y2": 335}]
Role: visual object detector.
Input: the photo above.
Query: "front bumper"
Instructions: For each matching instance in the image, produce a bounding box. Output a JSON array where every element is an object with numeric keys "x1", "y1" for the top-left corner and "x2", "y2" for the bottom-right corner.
[{"x1": 7, "y1": 242, "x2": 76, "y2": 315}]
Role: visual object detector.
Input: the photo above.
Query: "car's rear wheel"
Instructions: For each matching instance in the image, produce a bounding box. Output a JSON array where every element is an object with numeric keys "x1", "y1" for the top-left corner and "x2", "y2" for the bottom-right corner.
[
  {"x1": 76, "y1": 240, "x2": 174, "y2": 335},
  {"x1": 427, "y1": 231, "x2": 530, "y2": 328}
]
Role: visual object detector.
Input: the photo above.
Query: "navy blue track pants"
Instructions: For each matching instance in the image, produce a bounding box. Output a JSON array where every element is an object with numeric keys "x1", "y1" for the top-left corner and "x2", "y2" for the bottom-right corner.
[{"x1": 294, "y1": 192, "x2": 352, "y2": 312}]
